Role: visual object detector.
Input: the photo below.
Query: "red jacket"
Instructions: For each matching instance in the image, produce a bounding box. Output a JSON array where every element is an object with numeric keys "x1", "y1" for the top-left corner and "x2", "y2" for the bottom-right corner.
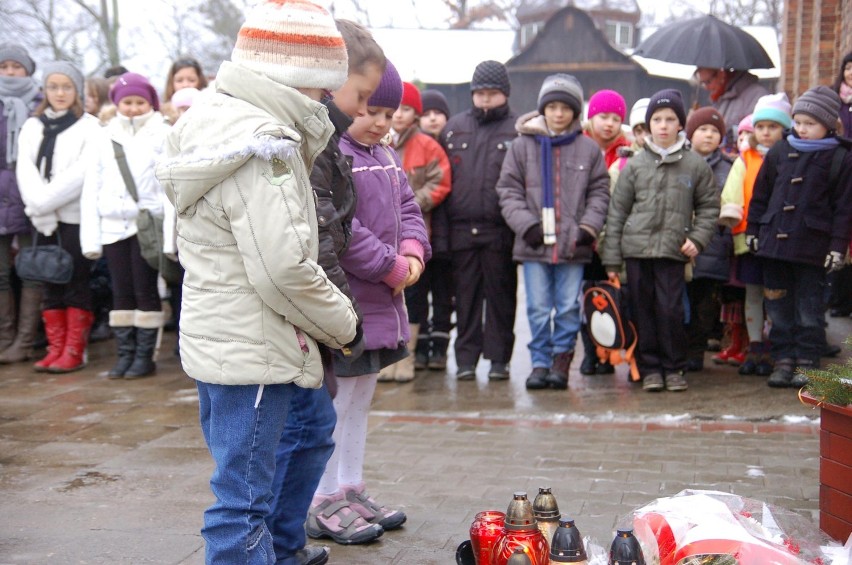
[{"x1": 584, "y1": 129, "x2": 631, "y2": 168}]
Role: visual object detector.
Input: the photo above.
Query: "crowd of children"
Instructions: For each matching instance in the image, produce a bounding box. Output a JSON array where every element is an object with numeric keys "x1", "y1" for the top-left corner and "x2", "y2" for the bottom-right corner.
[{"x1": 2, "y1": 1, "x2": 852, "y2": 563}]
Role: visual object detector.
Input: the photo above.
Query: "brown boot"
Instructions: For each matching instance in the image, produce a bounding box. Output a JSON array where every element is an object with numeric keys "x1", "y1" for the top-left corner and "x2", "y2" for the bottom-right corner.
[
  {"x1": 0, "y1": 286, "x2": 43, "y2": 364},
  {"x1": 0, "y1": 289, "x2": 16, "y2": 352}
]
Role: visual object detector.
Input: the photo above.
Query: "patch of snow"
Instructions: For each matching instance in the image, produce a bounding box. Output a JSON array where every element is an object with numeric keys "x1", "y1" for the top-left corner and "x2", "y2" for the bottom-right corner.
[
  {"x1": 780, "y1": 415, "x2": 820, "y2": 425},
  {"x1": 746, "y1": 466, "x2": 765, "y2": 478}
]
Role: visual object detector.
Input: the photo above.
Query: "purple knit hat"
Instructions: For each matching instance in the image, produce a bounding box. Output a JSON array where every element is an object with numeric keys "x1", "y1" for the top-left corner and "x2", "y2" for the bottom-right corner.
[
  {"x1": 367, "y1": 59, "x2": 402, "y2": 110},
  {"x1": 110, "y1": 72, "x2": 160, "y2": 111},
  {"x1": 587, "y1": 89, "x2": 626, "y2": 121}
]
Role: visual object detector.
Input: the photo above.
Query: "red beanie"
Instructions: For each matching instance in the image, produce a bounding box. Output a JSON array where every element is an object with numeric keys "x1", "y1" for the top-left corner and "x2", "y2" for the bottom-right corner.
[{"x1": 401, "y1": 82, "x2": 422, "y2": 115}]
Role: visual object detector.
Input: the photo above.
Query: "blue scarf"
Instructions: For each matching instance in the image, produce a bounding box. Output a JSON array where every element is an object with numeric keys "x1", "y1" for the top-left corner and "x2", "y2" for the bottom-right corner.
[
  {"x1": 536, "y1": 131, "x2": 580, "y2": 245},
  {"x1": 787, "y1": 135, "x2": 839, "y2": 153}
]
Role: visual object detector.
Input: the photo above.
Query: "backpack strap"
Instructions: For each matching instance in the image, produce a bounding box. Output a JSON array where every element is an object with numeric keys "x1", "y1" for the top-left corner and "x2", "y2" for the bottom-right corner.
[
  {"x1": 829, "y1": 146, "x2": 848, "y2": 188},
  {"x1": 112, "y1": 140, "x2": 139, "y2": 202}
]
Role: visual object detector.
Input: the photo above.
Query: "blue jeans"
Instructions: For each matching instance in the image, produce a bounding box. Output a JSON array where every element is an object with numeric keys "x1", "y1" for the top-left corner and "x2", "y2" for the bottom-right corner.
[
  {"x1": 762, "y1": 260, "x2": 826, "y2": 363},
  {"x1": 266, "y1": 383, "x2": 336, "y2": 565},
  {"x1": 197, "y1": 381, "x2": 296, "y2": 565},
  {"x1": 523, "y1": 262, "x2": 584, "y2": 368}
]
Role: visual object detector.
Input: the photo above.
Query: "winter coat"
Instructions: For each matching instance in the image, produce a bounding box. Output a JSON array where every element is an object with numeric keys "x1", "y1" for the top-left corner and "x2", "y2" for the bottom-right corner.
[
  {"x1": 0, "y1": 92, "x2": 41, "y2": 236},
  {"x1": 746, "y1": 135, "x2": 852, "y2": 267},
  {"x1": 601, "y1": 134, "x2": 720, "y2": 268},
  {"x1": 435, "y1": 104, "x2": 518, "y2": 251},
  {"x1": 497, "y1": 111, "x2": 610, "y2": 264},
  {"x1": 16, "y1": 113, "x2": 101, "y2": 227},
  {"x1": 79, "y1": 111, "x2": 170, "y2": 258},
  {"x1": 154, "y1": 61, "x2": 357, "y2": 387},
  {"x1": 583, "y1": 125, "x2": 632, "y2": 169},
  {"x1": 719, "y1": 147, "x2": 765, "y2": 255},
  {"x1": 714, "y1": 72, "x2": 769, "y2": 143},
  {"x1": 393, "y1": 125, "x2": 451, "y2": 236},
  {"x1": 840, "y1": 101, "x2": 852, "y2": 138},
  {"x1": 692, "y1": 149, "x2": 734, "y2": 281},
  {"x1": 310, "y1": 100, "x2": 362, "y2": 323},
  {"x1": 338, "y1": 133, "x2": 431, "y2": 351}
]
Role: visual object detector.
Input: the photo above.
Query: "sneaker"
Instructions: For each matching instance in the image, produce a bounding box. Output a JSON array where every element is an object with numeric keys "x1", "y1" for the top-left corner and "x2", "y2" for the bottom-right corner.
[
  {"x1": 306, "y1": 493, "x2": 384, "y2": 545},
  {"x1": 642, "y1": 373, "x2": 664, "y2": 392},
  {"x1": 665, "y1": 371, "x2": 688, "y2": 392},
  {"x1": 525, "y1": 367, "x2": 550, "y2": 390},
  {"x1": 294, "y1": 545, "x2": 330, "y2": 565},
  {"x1": 767, "y1": 360, "x2": 795, "y2": 388},
  {"x1": 456, "y1": 365, "x2": 476, "y2": 381},
  {"x1": 488, "y1": 362, "x2": 510, "y2": 380},
  {"x1": 342, "y1": 483, "x2": 407, "y2": 531}
]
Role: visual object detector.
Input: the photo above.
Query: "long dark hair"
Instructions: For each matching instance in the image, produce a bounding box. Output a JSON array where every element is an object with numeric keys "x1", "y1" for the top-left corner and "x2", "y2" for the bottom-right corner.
[
  {"x1": 833, "y1": 51, "x2": 852, "y2": 93},
  {"x1": 164, "y1": 57, "x2": 208, "y2": 102}
]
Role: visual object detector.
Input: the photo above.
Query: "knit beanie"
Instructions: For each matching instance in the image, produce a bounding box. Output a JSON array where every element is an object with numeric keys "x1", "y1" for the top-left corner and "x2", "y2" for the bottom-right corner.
[
  {"x1": 421, "y1": 89, "x2": 450, "y2": 119},
  {"x1": 171, "y1": 87, "x2": 199, "y2": 109},
  {"x1": 231, "y1": 0, "x2": 348, "y2": 91},
  {"x1": 587, "y1": 89, "x2": 626, "y2": 121},
  {"x1": 42, "y1": 61, "x2": 84, "y2": 102},
  {"x1": 110, "y1": 72, "x2": 160, "y2": 111},
  {"x1": 401, "y1": 82, "x2": 422, "y2": 115},
  {"x1": 686, "y1": 106, "x2": 726, "y2": 140},
  {"x1": 629, "y1": 98, "x2": 650, "y2": 128},
  {"x1": 646, "y1": 89, "x2": 686, "y2": 127},
  {"x1": 0, "y1": 42, "x2": 35, "y2": 76},
  {"x1": 738, "y1": 114, "x2": 754, "y2": 134},
  {"x1": 752, "y1": 92, "x2": 792, "y2": 129},
  {"x1": 367, "y1": 59, "x2": 402, "y2": 110},
  {"x1": 537, "y1": 73, "x2": 583, "y2": 116},
  {"x1": 792, "y1": 86, "x2": 842, "y2": 132},
  {"x1": 470, "y1": 60, "x2": 510, "y2": 97}
]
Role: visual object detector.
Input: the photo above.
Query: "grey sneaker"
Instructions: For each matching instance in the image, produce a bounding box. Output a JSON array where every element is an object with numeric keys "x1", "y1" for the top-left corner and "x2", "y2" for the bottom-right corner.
[
  {"x1": 306, "y1": 493, "x2": 384, "y2": 545},
  {"x1": 342, "y1": 483, "x2": 407, "y2": 531},
  {"x1": 665, "y1": 371, "x2": 688, "y2": 392},
  {"x1": 295, "y1": 545, "x2": 330, "y2": 565},
  {"x1": 488, "y1": 362, "x2": 510, "y2": 380},
  {"x1": 456, "y1": 365, "x2": 476, "y2": 381},
  {"x1": 642, "y1": 372, "x2": 664, "y2": 392}
]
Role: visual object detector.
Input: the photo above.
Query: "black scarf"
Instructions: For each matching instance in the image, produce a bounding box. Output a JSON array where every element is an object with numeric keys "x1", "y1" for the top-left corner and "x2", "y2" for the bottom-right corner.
[
  {"x1": 472, "y1": 102, "x2": 510, "y2": 124},
  {"x1": 36, "y1": 111, "x2": 79, "y2": 181}
]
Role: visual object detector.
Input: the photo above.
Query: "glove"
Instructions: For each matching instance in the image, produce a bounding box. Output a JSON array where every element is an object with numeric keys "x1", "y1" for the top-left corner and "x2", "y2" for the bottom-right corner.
[
  {"x1": 745, "y1": 235, "x2": 758, "y2": 253},
  {"x1": 522, "y1": 223, "x2": 544, "y2": 249},
  {"x1": 339, "y1": 324, "x2": 365, "y2": 360},
  {"x1": 825, "y1": 251, "x2": 844, "y2": 273},
  {"x1": 575, "y1": 227, "x2": 596, "y2": 247},
  {"x1": 29, "y1": 213, "x2": 58, "y2": 236}
]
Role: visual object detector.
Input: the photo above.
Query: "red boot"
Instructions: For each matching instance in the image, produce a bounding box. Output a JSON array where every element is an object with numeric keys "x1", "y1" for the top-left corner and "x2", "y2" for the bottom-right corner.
[
  {"x1": 47, "y1": 307, "x2": 95, "y2": 373},
  {"x1": 712, "y1": 323, "x2": 746, "y2": 364},
  {"x1": 33, "y1": 309, "x2": 67, "y2": 372}
]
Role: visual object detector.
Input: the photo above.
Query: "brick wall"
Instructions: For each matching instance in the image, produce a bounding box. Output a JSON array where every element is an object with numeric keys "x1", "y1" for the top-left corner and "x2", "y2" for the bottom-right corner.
[{"x1": 782, "y1": 0, "x2": 851, "y2": 97}]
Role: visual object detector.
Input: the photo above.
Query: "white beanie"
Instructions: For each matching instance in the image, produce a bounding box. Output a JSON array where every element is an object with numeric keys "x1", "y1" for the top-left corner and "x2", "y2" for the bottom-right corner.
[{"x1": 629, "y1": 98, "x2": 650, "y2": 128}]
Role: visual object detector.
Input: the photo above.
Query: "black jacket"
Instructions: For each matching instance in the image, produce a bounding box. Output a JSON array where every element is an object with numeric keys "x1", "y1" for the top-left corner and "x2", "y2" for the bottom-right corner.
[
  {"x1": 747, "y1": 135, "x2": 852, "y2": 267},
  {"x1": 434, "y1": 104, "x2": 518, "y2": 251},
  {"x1": 693, "y1": 149, "x2": 734, "y2": 281}
]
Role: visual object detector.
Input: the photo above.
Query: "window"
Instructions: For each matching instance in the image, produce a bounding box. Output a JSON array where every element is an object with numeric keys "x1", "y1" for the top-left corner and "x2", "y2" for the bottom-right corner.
[
  {"x1": 520, "y1": 22, "x2": 544, "y2": 48},
  {"x1": 605, "y1": 20, "x2": 634, "y2": 48}
]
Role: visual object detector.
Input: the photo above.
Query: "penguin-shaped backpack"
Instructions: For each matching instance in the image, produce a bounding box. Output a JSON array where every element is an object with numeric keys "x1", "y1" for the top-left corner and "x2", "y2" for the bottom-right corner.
[{"x1": 583, "y1": 279, "x2": 639, "y2": 381}]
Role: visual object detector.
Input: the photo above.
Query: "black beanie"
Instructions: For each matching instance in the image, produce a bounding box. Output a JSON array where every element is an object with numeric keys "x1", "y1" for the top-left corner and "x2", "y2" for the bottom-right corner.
[
  {"x1": 470, "y1": 60, "x2": 510, "y2": 97},
  {"x1": 421, "y1": 89, "x2": 451, "y2": 119},
  {"x1": 646, "y1": 89, "x2": 686, "y2": 128}
]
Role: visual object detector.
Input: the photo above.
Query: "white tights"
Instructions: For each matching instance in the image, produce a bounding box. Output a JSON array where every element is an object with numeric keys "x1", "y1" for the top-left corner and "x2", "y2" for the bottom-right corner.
[
  {"x1": 744, "y1": 284, "x2": 764, "y2": 343},
  {"x1": 316, "y1": 373, "x2": 378, "y2": 495}
]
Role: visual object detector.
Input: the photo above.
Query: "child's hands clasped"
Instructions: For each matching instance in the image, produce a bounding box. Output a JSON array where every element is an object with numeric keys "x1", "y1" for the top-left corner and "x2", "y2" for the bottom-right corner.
[
  {"x1": 404, "y1": 256, "x2": 423, "y2": 287},
  {"x1": 680, "y1": 239, "x2": 699, "y2": 259}
]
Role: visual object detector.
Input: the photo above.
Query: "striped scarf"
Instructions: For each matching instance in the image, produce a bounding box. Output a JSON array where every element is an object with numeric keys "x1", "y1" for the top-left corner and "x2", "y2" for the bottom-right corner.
[{"x1": 535, "y1": 131, "x2": 580, "y2": 245}]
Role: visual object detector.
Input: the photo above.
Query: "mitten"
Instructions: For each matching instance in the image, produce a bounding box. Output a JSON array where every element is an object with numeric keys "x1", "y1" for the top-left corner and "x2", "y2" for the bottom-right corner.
[
  {"x1": 339, "y1": 324, "x2": 365, "y2": 360},
  {"x1": 30, "y1": 213, "x2": 58, "y2": 236},
  {"x1": 575, "y1": 227, "x2": 596, "y2": 247},
  {"x1": 825, "y1": 251, "x2": 844, "y2": 273},
  {"x1": 745, "y1": 235, "x2": 758, "y2": 253},
  {"x1": 523, "y1": 223, "x2": 544, "y2": 249}
]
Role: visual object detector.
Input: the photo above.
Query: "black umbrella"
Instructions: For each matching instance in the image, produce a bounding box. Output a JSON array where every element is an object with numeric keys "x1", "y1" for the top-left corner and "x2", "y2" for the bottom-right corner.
[{"x1": 634, "y1": 15, "x2": 774, "y2": 70}]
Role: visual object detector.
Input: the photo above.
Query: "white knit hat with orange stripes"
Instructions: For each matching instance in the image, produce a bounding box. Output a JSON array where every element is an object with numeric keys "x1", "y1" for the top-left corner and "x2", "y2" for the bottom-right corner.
[{"x1": 231, "y1": 0, "x2": 348, "y2": 91}]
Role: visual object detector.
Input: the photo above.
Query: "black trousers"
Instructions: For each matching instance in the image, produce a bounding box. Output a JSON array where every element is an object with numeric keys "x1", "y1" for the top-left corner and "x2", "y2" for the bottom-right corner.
[
  {"x1": 625, "y1": 258, "x2": 688, "y2": 375},
  {"x1": 43, "y1": 222, "x2": 92, "y2": 311},
  {"x1": 102, "y1": 236, "x2": 161, "y2": 312},
  {"x1": 686, "y1": 278, "x2": 722, "y2": 358},
  {"x1": 451, "y1": 245, "x2": 517, "y2": 367},
  {"x1": 403, "y1": 256, "x2": 453, "y2": 335}
]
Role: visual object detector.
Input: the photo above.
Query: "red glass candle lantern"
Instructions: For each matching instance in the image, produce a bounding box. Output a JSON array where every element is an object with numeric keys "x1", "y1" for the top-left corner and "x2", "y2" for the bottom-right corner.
[
  {"x1": 491, "y1": 492, "x2": 549, "y2": 565},
  {"x1": 470, "y1": 510, "x2": 506, "y2": 565}
]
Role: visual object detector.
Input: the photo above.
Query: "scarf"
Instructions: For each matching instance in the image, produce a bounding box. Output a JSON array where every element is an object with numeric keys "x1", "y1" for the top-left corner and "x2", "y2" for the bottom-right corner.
[
  {"x1": 535, "y1": 130, "x2": 581, "y2": 245},
  {"x1": 36, "y1": 109, "x2": 79, "y2": 181},
  {"x1": 472, "y1": 102, "x2": 510, "y2": 124},
  {"x1": 0, "y1": 75, "x2": 40, "y2": 166},
  {"x1": 787, "y1": 134, "x2": 840, "y2": 153},
  {"x1": 840, "y1": 83, "x2": 852, "y2": 105}
]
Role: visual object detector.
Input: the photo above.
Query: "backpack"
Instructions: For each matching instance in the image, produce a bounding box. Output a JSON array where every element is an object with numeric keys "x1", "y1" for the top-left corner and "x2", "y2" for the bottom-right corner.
[{"x1": 583, "y1": 279, "x2": 640, "y2": 381}]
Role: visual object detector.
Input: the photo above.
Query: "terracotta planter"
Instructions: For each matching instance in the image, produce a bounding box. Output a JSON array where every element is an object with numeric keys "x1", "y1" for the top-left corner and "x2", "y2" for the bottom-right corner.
[{"x1": 801, "y1": 391, "x2": 852, "y2": 542}]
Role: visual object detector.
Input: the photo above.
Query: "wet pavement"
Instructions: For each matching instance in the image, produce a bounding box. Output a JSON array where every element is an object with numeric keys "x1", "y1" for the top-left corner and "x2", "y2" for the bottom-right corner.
[{"x1": 0, "y1": 290, "x2": 849, "y2": 564}]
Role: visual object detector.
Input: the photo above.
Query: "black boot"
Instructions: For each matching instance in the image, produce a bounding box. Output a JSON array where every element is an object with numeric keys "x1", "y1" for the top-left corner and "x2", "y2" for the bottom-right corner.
[
  {"x1": 545, "y1": 351, "x2": 574, "y2": 390},
  {"x1": 108, "y1": 327, "x2": 136, "y2": 379},
  {"x1": 525, "y1": 367, "x2": 550, "y2": 390},
  {"x1": 124, "y1": 327, "x2": 159, "y2": 379},
  {"x1": 414, "y1": 334, "x2": 430, "y2": 370},
  {"x1": 428, "y1": 333, "x2": 449, "y2": 370},
  {"x1": 579, "y1": 326, "x2": 598, "y2": 375}
]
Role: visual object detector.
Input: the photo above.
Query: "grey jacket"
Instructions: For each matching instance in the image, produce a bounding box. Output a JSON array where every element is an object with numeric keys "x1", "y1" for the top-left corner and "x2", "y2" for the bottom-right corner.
[
  {"x1": 601, "y1": 134, "x2": 720, "y2": 268},
  {"x1": 714, "y1": 72, "x2": 769, "y2": 142},
  {"x1": 497, "y1": 111, "x2": 610, "y2": 263}
]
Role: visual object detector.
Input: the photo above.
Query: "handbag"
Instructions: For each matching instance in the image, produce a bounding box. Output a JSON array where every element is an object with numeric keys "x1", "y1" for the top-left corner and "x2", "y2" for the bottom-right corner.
[
  {"x1": 112, "y1": 141, "x2": 182, "y2": 285},
  {"x1": 15, "y1": 231, "x2": 74, "y2": 285}
]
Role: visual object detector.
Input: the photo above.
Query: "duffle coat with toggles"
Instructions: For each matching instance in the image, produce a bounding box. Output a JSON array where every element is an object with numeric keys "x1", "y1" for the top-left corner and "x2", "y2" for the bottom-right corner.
[{"x1": 746, "y1": 136, "x2": 852, "y2": 267}]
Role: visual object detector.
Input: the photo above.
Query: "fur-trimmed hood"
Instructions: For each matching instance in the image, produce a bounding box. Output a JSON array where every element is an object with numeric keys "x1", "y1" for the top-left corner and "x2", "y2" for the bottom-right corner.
[
  {"x1": 156, "y1": 61, "x2": 334, "y2": 215},
  {"x1": 514, "y1": 110, "x2": 581, "y2": 137}
]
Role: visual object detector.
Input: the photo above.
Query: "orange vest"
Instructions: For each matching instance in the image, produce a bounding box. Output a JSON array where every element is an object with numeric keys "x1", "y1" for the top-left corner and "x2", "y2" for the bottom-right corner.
[{"x1": 733, "y1": 148, "x2": 764, "y2": 235}]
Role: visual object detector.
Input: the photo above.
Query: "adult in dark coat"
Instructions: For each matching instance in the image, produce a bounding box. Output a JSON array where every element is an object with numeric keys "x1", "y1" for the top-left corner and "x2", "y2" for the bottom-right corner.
[
  {"x1": 435, "y1": 60, "x2": 518, "y2": 380},
  {"x1": 827, "y1": 51, "x2": 852, "y2": 318},
  {"x1": 696, "y1": 67, "x2": 768, "y2": 153}
]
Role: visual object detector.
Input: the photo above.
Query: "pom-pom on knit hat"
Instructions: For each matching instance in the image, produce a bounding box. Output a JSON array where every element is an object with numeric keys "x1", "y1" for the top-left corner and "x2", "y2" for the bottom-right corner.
[
  {"x1": 110, "y1": 72, "x2": 160, "y2": 111},
  {"x1": 587, "y1": 89, "x2": 626, "y2": 121},
  {"x1": 738, "y1": 114, "x2": 754, "y2": 134},
  {"x1": 629, "y1": 98, "x2": 650, "y2": 128},
  {"x1": 470, "y1": 60, "x2": 510, "y2": 97},
  {"x1": 231, "y1": 0, "x2": 348, "y2": 91},
  {"x1": 686, "y1": 106, "x2": 726, "y2": 140},
  {"x1": 752, "y1": 92, "x2": 792, "y2": 129},
  {"x1": 401, "y1": 82, "x2": 422, "y2": 115},
  {"x1": 42, "y1": 61, "x2": 84, "y2": 103},
  {"x1": 792, "y1": 86, "x2": 842, "y2": 132},
  {"x1": 171, "y1": 87, "x2": 199, "y2": 109},
  {"x1": 537, "y1": 73, "x2": 583, "y2": 116},
  {"x1": 0, "y1": 42, "x2": 35, "y2": 75},
  {"x1": 646, "y1": 89, "x2": 686, "y2": 128},
  {"x1": 421, "y1": 89, "x2": 450, "y2": 119},
  {"x1": 367, "y1": 59, "x2": 402, "y2": 110}
]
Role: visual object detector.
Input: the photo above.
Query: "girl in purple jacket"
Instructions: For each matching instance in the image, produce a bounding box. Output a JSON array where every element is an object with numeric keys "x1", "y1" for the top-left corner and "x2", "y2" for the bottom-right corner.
[{"x1": 308, "y1": 61, "x2": 430, "y2": 545}]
